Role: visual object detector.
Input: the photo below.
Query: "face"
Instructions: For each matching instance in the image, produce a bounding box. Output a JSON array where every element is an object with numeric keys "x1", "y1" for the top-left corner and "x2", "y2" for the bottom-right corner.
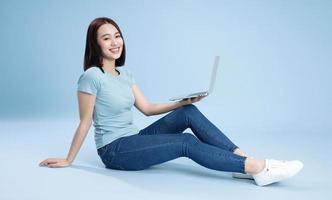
[{"x1": 97, "y1": 23, "x2": 123, "y2": 60}]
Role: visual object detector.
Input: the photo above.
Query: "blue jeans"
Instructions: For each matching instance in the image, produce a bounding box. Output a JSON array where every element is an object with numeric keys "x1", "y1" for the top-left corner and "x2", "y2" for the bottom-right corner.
[{"x1": 97, "y1": 104, "x2": 246, "y2": 173}]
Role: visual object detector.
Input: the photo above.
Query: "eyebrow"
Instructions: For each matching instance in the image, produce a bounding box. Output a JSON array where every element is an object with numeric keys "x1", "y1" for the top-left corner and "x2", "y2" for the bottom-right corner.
[{"x1": 101, "y1": 32, "x2": 120, "y2": 38}]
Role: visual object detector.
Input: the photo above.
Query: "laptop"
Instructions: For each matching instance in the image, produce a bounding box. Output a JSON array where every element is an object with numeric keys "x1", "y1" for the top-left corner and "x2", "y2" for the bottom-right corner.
[{"x1": 169, "y1": 56, "x2": 220, "y2": 101}]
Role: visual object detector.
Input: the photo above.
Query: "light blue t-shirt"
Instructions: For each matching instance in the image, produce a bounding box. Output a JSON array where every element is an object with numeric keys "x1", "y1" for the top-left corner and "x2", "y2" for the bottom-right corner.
[{"x1": 77, "y1": 66, "x2": 139, "y2": 149}]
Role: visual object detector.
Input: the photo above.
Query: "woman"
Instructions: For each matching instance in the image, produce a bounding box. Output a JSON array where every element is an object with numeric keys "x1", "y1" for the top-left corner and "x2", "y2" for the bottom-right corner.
[{"x1": 39, "y1": 17, "x2": 303, "y2": 186}]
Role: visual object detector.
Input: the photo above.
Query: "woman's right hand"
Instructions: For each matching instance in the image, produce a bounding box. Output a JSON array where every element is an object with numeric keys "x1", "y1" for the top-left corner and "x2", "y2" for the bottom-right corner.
[{"x1": 39, "y1": 158, "x2": 72, "y2": 168}]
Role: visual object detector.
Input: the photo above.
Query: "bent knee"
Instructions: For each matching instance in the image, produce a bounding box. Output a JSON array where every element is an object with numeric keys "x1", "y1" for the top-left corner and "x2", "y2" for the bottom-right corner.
[
  {"x1": 180, "y1": 104, "x2": 199, "y2": 115},
  {"x1": 183, "y1": 104, "x2": 198, "y2": 111}
]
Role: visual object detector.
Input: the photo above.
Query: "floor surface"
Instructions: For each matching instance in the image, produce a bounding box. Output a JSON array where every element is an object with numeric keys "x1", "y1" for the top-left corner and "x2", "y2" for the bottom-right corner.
[{"x1": 1, "y1": 113, "x2": 331, "y2": 200}]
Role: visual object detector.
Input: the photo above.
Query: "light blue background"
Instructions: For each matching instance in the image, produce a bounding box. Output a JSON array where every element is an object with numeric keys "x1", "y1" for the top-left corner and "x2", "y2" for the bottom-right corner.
[
  {"x1": 1, "y1": 0, "x2": 331, "y2": 134},
  {"x1": 1, "y1": 1, "x2": 332, "y2": 199}
]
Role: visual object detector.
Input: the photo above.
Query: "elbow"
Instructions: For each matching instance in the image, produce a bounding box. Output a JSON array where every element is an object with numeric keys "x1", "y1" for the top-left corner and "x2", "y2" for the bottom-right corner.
[
  {"x1": 141, "y1": 104, "x2": 155, "y2": 116},
  {"x1": 143, "y1": 110, "x2": 152, "y2": 116},
  {"x1": 144, "y1": 112, "x2": 153, "y2": 117}
]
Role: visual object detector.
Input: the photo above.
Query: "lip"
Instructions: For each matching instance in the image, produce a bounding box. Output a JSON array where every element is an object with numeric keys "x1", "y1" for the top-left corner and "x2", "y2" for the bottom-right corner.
[{"x1": 109, "y1": 47, "x2": 120, "y2": 53}]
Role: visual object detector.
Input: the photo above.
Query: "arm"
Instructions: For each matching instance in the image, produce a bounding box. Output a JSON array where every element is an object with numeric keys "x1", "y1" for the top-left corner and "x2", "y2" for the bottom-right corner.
[
  {"x1": 132, "y1": 84, "x2": 204, "y2": 116},
  {"x1": 39, "y1": 92, "x2": 96, "y2": 168}
]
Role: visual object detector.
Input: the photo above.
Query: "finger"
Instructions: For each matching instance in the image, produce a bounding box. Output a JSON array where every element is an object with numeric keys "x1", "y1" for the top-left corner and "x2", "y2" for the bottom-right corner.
[
  {"x1": 197, "y1": 96, "x2": 204, "y2": 101},
  {"x1": 193, "y1": 97, "x2": 199, "y2": 102},
  {"x1": 45, "y1": 159, "x2": 61, "y2": 164},
  {"x1": 39, "y1": 162, "x2": 49, "y2": 167},
  {"x1": 47, "y1": 160, "x2": 59, "y2": 164},
  {"x1": 48, "y1": 163, "x2": 60, "y2": 168},
  {"x1": 49, "y1": 162, "x2": 68, "y2": 168},
  {"x1": 46, "y1": 158, "x2": 60, "y2": 162},
  {"x1": 48, "y1": 162, "x2": 65, "y2": 168},
  {"x1": 39, "y1": 160, "x2": 58, "y2": 167},
  {"x1": 39, "y1": 160, "x2": 49, "y2": 166}
]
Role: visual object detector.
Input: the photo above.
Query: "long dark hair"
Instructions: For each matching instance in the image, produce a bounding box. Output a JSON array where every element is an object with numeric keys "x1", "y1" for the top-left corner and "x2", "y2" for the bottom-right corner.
[{"x1": 84, "y1": 17, "x2": 126, "y2": 72}]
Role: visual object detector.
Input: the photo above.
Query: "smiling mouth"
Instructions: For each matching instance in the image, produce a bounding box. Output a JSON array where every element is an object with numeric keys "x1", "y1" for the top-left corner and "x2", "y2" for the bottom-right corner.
[{"x1": 109, "y1": 47, "x2": 120, "y2": 53}]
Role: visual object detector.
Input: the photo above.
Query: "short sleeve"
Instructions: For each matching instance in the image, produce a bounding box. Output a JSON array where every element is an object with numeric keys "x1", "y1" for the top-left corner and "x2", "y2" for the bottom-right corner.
[
  {"x1": 77, "y1": 72, "x2": 99, "y2": 96},
  {"x1": 130, "y1": 71, "x2": 136, "y2": 86},
  {"x1": 125, "y1": 69, "x2": 136, "y2": 86}
]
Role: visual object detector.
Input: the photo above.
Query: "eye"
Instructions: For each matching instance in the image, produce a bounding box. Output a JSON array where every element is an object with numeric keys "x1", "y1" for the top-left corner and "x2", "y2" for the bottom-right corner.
[
  {"x1": 115, "y1": 35, "x2": 121, "y2": 38},
  {"x1": 103, "y1": 38, "x2": 109, "y2": 41}
]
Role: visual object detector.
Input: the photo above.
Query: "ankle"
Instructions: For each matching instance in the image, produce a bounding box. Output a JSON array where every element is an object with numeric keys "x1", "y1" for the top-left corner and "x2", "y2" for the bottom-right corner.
[
  {"x1": 254, "y1": 160, "x2": 266, "y2": 174},
  {"x1": 245, "y1": 158, "x2": 266, "y2": 175},
  {"x1": 233, "y1": 148, "x2": 248, "y2": 157}
]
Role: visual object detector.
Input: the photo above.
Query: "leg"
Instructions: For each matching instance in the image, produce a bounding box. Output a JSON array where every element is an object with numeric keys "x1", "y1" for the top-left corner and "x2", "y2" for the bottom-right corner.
[
  {"x1": 98, "y1": 133, "x2": 246, "y2": 173},
  {"x1": 99, "y1": 132, "x2": 303, "y2": 187},
  {"x1": 139, "y1": 104, "x2": 240, "y2": 152}
]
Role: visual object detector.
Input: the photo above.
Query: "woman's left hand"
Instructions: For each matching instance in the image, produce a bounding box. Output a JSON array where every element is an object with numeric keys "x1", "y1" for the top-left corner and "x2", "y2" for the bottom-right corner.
[{"x1": 179, "y1": 96, "x2": 205, "y2": 105}]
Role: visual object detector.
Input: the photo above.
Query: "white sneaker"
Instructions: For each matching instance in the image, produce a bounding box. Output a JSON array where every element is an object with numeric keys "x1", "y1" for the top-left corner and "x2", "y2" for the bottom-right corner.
[
  {"x1": 253, "y1": 159, "x2": 303, "y2": 186},
  {"x1": 232, "y1": 172, "x2": 254, "y2": 180}
]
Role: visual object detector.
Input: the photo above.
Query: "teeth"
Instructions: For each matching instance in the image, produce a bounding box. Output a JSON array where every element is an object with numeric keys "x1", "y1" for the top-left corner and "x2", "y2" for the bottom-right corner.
[{"x1": 110, "y1": 48, "x2": 119, "y2": 53}]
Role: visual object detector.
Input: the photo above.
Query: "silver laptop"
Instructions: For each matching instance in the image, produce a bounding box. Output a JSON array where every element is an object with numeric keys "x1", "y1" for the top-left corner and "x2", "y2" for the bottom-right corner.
[{"x1": 169, "y1": 56, "x2": 220, "y2": 101}]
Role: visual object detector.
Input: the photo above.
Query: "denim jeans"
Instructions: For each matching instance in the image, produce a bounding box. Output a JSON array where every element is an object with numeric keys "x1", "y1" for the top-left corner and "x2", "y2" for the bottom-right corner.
[{"x1": 97, "y1": 104, "x2": 246, "y2": 173}]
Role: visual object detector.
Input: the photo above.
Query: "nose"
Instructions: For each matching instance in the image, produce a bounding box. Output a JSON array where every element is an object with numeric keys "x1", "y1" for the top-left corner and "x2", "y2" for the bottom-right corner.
[{"x1": 111, "y1": 37, "x2": 118, "y2": 46}]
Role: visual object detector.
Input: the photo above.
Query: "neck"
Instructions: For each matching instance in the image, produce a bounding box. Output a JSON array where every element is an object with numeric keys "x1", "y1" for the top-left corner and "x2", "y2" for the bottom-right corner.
[{"x1": 102, "y1": 58, "x2": 116, "y2": 72}]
